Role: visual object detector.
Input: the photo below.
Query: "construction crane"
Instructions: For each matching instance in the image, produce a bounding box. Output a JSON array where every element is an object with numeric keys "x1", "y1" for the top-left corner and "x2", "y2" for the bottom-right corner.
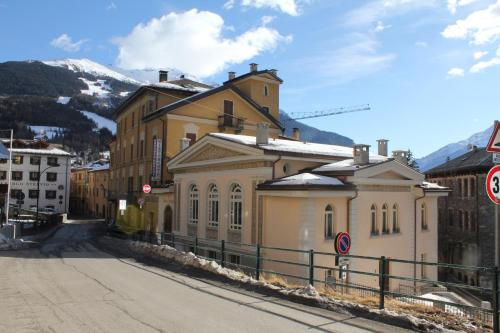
[{"x1": 284, "y1": 104, "x2": 370, "y2": 123}]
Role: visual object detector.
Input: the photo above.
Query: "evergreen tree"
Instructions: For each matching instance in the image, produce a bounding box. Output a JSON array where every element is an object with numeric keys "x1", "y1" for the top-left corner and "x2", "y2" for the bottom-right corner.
[{"x1": 406, "y1": 150, "x2": 419, "y2": 171}]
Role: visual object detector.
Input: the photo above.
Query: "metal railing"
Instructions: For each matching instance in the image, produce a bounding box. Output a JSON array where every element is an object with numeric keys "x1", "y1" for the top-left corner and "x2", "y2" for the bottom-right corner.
[
  {"x1": 218, "y1": 114, "x2": 244, "y2": 132},
  {"x1": 109, "y1": 226, "x2": 498, "y2": 332}
]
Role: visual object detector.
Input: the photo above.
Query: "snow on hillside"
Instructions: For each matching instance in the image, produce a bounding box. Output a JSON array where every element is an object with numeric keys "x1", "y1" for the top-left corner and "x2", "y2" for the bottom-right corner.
[
  {"x1": 28, "y1": 125, "x2": 65, "y2": 139},
  {"x1": 79, "y1": 78, "x2": 111, "y2": 98},
  {"x1": 80, "y1": 111, "x2": 116, "y2": 134},
  {"x1": 417, "y1": 125, "x2": 494, "y2": 172},
  {"x1": 43, "y1": 58, "x2": 140, "y2": 84},
  {"x1": 56, "y1": 96, "x2": 71, "y2": 104}
]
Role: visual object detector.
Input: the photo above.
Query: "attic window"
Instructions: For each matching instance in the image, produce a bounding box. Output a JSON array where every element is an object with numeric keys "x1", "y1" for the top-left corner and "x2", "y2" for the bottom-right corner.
[
  {"x1": 262, "y1": 106, "x2": 270, "y2": 113},
  {"x1": 264, "y1": 84, "x2": 269, "y2": 96}
]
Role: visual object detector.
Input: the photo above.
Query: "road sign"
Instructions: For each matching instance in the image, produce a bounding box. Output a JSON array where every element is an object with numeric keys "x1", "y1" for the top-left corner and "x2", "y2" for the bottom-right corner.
[
  {"x1": 486, "y1": 166, "x2": 500, "y2": 205},
  {"x1": 143, "y1": 184, "x2": 152, "y2": 194},
  {"x1": 16, "y1": 191, "x2": 25, "y2": 200},
  {"x1": 119, "y1": 199, "x2": 127, "y2": 210},
  {"x1": 334, "y1": 231, "x2": 351, "y2": 255},
  {"x1": 487, "y1": 121, "x2": 500, "y2": 153}
]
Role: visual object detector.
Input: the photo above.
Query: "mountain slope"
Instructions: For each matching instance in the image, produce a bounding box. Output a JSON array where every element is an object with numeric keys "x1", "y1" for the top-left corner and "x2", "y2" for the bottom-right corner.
[
  {"x1": 417, "y1": 125, "x2": 494, "y2": 172},
  {"x1": 280, "y1": 112, "x2": 354, "y2": 147}
]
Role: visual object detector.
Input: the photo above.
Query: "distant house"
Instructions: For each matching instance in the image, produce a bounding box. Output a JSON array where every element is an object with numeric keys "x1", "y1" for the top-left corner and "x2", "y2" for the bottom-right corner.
[{"x1": 425, "y1": 146, "x2": 495, "y2": 289}]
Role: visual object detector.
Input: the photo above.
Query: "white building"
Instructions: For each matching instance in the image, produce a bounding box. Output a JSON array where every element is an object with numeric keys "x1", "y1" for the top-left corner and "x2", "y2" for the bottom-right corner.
[{"x1": 0, "y1": 139, "x2": 71, "y2": 214}]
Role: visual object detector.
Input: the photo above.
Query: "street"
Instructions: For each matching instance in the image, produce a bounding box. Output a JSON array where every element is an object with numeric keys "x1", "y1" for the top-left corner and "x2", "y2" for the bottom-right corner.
[{"x1": 0, "y1": 220, "x2": 415, "y2": 333}]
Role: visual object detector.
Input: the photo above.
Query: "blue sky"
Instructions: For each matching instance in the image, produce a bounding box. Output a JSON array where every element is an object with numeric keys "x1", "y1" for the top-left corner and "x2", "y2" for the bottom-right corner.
[{"x1": 1, "y1": 0, "x2": 499, "y2": 157}]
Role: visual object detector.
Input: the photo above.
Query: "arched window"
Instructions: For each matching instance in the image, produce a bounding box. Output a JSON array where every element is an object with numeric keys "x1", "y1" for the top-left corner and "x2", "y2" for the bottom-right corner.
[
  {"x1": 188, "y1": 184, "x2": 199, "y2": 224},
  {"x1": 325, "y1": 205, "x2": 334, "y2": 239},
  {"x1": 207, "y1": 184, "x2": 219, "y2": 227},
  {"x1": 421, "y1": 203, "x2": 428, "y2": 230},
  {"x1": 382, "y1": 204, "x2": 389, "y2": 234},
  {"x1": 370, "y1": 204, "x2": 378, "y2": 235},
  {"x1": 392, "y1": 204, "x2": 400, "y2": 233},
  {"x1": 229, "y1": 184, "x2": 243, "y2": 230}
]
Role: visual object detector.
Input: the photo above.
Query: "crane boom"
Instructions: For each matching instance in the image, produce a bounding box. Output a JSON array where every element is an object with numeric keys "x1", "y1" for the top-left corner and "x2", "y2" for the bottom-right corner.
[{"x1": 285, "y1": 104, "x2": 370, "y2": 122}]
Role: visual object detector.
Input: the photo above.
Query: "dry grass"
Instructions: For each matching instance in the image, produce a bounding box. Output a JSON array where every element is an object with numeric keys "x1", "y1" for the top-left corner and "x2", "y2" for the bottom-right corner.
[{"x1": 261, "y1": 273, "x2": 304, "y2": 289}]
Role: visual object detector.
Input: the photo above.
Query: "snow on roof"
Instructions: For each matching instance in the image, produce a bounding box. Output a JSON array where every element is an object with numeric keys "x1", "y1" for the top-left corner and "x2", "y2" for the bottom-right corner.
[
  {"x1": 420, "y1": 181, "x2": 450, "y2": 191},
  {"x1": 268, "y1": 173, "x2": 344, "y2": 186},
  {"x1": 9, "y1": 147, "x2": 70, "y2": 156},
  {"x1": 210, "y1": 133, "x2": 358, "y2": 158},
  {"x1": 89, "y1": 163, "x2": 110, "y2": 172},
  {"x1": 313, "y1": 156, "x2": 389, "y2": 172},
  {"x1": 147, "y1": 82, "x2": 210, "y2": 93}
]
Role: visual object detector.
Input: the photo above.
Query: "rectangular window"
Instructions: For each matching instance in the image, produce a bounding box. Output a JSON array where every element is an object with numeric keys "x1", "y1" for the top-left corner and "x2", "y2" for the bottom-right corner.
[
  {"x1": 132, "y1": 112, "x2": 135, "y2": 127},
  {"x1": 13, "y1": 155, "x2": 23, "y2": 165},
  {"x1": 229, "y1": 254, "x2": 240, "y2": 265},
  {"x1": 12, "y1": 171, "x2": 23, "y2": 181},
  {"x1": 223, "y1": 100, "x2": 234, "y2": 115},
  {"x1": 186, "y1": 133, "x2": 196, "y2": 146},
  {"x1": 0, "y1": 171, "x2": 6, "y2": 180},
  {"x1": 29, "y1": 171, "x2": 39, "y2": 181},
  {"x1": 470, "y1": 177, "x2": 475, "y2": 197},
  {"x1": 421, "y1": 253, "x2": 427, "y2": 278},
  {"x1": 0, "y1": 159, "x2": 6, "y2": 164},
  {"x1": 45, "y1": 190, "x2": 56, "y2": 199},
  {"x1": 46, "y1": 172, "x2": 57, "y2": 182},
  {"x1": 208, "y1": 251, "x2": 217, "y2": 260},
  {"x1": 10, "y1": 189, "x2": 23, "y2": 199},
  {"x1": 30, "y1": 156, "x2": 41, "y2": 165},
  {"x1": 262, "y1": 106, "x2": 270, "y2": 113},
  {"x1": 140, "y1": 140, "x2": 144, "y2": 158},
  {"x1": 127, "y1": 176, "x2": 134, "y2": 193},
  {"x1": 448, "y1": 209, "x2": 454, "y2": 226},
  {"x1": 29, "y1": 190, "x2": 39, "y2": 199},
  {"x1": 464, "y1": 178, "x2": 469, "y2": 198},
  {"x1": 130, "y1": 144, "x2": 134, "y2": 160},
  {"x1": 47, "y1": 157, "x2": 58, "y2": 166}
]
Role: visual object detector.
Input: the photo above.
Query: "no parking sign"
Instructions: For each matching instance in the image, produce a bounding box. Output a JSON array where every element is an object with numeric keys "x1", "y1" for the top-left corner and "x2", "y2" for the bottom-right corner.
[{"x1": 334, "y1": 231, "x2": 351, "y2": 255}]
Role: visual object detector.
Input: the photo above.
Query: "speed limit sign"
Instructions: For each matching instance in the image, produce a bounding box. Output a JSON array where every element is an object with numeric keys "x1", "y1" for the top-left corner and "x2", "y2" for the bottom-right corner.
[{"x1": 486, "y1": 166, "x2": 500, "y2": 205}]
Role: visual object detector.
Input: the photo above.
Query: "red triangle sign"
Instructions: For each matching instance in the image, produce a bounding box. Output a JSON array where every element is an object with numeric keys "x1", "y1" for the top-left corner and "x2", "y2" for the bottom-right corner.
[{"x1": 487, "y1": 121, "x2": 500, "y2": 153}]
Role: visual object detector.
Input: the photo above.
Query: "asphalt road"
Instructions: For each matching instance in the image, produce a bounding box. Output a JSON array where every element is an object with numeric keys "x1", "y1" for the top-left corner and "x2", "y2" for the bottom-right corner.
[{"x1": 0, "y1": 219, "x2": 415, "y2": 333}]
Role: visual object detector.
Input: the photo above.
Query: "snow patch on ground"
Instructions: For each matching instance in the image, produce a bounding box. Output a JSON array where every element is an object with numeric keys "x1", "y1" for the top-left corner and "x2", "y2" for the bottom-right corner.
[
  {"x1": 56, "y1": 96, "x2": 71, "y2": 104},
  {"x1": 79, "y1": 111, "x2": 116, "y2": 134},
  {"x1": 79, "y1": 78, "x2": 111, "y2": 98},
  {"x1": 0, "y1": 234, "x2": 27, "y2": 250},
  {"x1": 119, "y1": 91, "x2": 131, "y2": 97},
  {"x1": 104, "y1": 238, "x2": 469, "y2": 332}
]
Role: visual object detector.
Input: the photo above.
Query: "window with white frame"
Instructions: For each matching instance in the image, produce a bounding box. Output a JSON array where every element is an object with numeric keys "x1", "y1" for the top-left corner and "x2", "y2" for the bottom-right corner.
[
  {"x1": 382, "y1": 204, "x2": 389, "y2": 234},
  {"x1": 392, "y1": 204, "x2": 400, "y2": 233},
  {"x1": 207, "y1": 184, "x2": 219, "y2": 227},
  {"x1": 229, "y1": 184, "x2": 243, "y2": 230},
  {"x1": 421, "y1": 203, "x2": 428, "y2": 230},
  {"x1": 325, "y1": 205, "x2": 334, "y2": 239},
  {"x1": 370, "y1": 204, "x2": 378, "y2": 235},
  {"x1": 188, "y1": 184, "x2": 199, "y2": 224}
]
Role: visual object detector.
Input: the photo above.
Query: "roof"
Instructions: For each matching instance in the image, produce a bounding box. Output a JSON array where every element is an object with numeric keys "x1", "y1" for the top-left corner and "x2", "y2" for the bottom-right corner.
[
  {"x1": 223, "y1": 69, "x2": 283, "y2": 84},
  {"x1": 88, "y1": 163, "x2": 110, "y2": 172},
  {"x1": 419, "y1": 181, "x2": 451, "y2": 192},
  {"x1": 209, "y1": 133, "x2": 361, "y2": 159},
  {"x1": 9, "y1": 147, "x2": 70, "y2": 157},
  {"x1": 425, "y1": 147, "x2": 493, "y2": 175},
  {"x1": 312, "y1": 157, "x2": 390, "y2": 174},
  {"x1": 144, "y1": 84, "x2": 283, "y2": 129},
  {"x1": 257, "y1": 172, "x2": 354, "y2": 191}
]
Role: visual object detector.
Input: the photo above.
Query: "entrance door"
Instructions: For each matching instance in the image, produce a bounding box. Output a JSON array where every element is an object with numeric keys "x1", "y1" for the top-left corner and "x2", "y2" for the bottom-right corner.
[{"x1": 164, "y1": 206, "x2": 173, "y2": 234}]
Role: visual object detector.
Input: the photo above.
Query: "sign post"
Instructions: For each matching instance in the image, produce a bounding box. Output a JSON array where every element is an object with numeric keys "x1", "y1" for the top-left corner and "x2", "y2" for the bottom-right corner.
[{"x1": 487, "y1": 121, "x2": 500, "y2": 268}]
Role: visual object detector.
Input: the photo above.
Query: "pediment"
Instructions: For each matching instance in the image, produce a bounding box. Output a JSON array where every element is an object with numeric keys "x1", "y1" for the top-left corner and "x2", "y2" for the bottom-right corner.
[
  {"x1": 354, "y1": 160, "x2": 424, "y2": 184},
  {"x1": 182, "y1": 144, "x2": 245, "y2": 164},
  {"x1": 369, "y1": 170, "x2": 411, "y2": 180}
]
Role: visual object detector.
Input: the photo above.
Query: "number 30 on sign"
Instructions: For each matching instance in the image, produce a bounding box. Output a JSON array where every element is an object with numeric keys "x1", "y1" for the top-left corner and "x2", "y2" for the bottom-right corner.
[{"x1": 487, "y1": 166, "x2": 500, "y2": 205}]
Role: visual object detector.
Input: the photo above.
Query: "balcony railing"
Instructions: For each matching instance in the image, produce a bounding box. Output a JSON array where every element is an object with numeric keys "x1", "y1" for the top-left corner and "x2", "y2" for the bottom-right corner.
[{"x1": 218, "y1": 114, "x2": 244, "y2": 133}]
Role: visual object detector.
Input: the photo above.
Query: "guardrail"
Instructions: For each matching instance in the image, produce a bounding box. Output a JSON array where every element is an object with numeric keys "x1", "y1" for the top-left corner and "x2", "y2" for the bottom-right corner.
[{"x1": 110, "y1": 225, "x2": 498, "y2": 332}]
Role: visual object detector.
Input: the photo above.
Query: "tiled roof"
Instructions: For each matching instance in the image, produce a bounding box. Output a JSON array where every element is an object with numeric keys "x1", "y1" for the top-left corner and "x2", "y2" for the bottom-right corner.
[{"x1": 425, "y1": 147, "x2": 493, "y2": 175}]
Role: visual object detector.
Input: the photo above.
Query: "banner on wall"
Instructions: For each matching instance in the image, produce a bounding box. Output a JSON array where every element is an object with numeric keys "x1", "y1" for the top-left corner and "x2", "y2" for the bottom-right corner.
[{"x1": 151, "y1": 138, "x2": 162, "y2": 181}]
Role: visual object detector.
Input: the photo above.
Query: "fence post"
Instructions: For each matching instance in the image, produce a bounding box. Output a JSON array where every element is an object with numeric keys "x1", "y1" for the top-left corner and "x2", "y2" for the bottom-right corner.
[
  {"x1": 221, "y1": 240, "x2": 225, "y2": 268},
  {"x1": 494, "y1": 267, "x2": 499, "y2": 333},
  {"x1": 160, "y1": 232, "x2": 164, "y2": 245},
  {"x1": 194, "y1": 236, "x2": 198, "y2": 255},
  {"x1": 256, "y1": 244, "x2": 261, "y2": 281},
  {"x1": 379, "y1": 256, "x2": 386, "y2": 310},
  {"x1": 172, "y1": 233, "x2": 175, "y2": 249},
  {"x1": 309, "y1": 249, "x2": 314, "y2": 286}
]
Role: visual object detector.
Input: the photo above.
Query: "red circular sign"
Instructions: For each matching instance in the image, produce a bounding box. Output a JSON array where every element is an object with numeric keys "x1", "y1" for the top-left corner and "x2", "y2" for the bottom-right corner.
[
  {"x1": 334, "y1": 231, "x2": 351, "y2": 255},
  {"x1": 142, "y1": 184, "x2": 152, "y2": 194},
  {"x1": 486, "y1": 166, "x2": 500, "y2": 205}
]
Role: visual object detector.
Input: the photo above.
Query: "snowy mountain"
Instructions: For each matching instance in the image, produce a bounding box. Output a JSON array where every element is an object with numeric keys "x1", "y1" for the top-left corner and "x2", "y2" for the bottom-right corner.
[{"x1": 417, "y1": 125, "x2": 494, "y2": 172}]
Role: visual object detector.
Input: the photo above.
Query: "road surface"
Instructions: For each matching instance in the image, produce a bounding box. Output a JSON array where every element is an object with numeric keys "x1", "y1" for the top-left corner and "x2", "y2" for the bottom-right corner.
[{"x1": 0, "y1": 219, "x2": 415, "y2": 333}]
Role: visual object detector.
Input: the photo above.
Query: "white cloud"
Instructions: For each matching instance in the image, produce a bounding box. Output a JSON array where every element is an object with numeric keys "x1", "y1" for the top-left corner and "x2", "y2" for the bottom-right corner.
[
  {"x1": 447, "y1": 67, "x2": 465, "y2": 76},
  {"x1": 114, "y1": 9, "x2": 292, "y2": 77},
  {"x1": 415, "y1": 41, "x2": 428, "y2": 47},
  {"x1": 374, "y1": 20, "x2": 391, "y2": 32},
  {"x1": 107, "y1": 2, "x2": 117, "y2": 10},
  {"x1": 344, "y1": 0, "x2": 437, "y2": 26},
  {"x1": 261, "y1": 15, "x2": 275, "y2": 25},
  {"x1": 447, "y1": 0, "x2": 479, "y2": 14},
  {"x1": 241, "y1": 0, "x2": 300, "y2": 16},
  {"x1": 301, "y1": 33, "x2": 395, "y2": 83},
  {"x1": 473, "y1": 50, "x2": 488, "y2": 60},
  {"x1": 50, "y1": 34, "x2": 88, "y2": 52},
  {"x1": 442, "y1": 0, "x2": 500, "y2": 45},
  {"x1": 470, "y1": 57, "x2": 500, "y2": 72},
  {"x1": 223, "y1": 0, "x2": 235, "y2": 10}
]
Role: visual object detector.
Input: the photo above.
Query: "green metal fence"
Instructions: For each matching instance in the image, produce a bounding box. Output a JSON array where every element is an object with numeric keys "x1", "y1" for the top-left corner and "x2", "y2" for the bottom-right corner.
[{"x1": 110, "y1": 226, "x2": 498, "y2": 332}]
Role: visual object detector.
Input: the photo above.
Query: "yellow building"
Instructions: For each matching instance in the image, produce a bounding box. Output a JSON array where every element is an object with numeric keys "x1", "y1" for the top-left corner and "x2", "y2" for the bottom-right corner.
[
  {"x1": 110, "y1": 64, "x2": 284, "y2": 232},
  {"x1": 88, "y1": 164, "x2": 110, "y2": 219},
  {"x1": 167, "y1": 130, "x2": 449, "y2": 291}
]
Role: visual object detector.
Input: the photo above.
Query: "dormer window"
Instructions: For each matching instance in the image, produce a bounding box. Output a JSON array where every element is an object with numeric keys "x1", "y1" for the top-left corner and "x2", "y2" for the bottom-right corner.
[{"x1": 264, "y1": 84, "x2": 269, "y2": 96}]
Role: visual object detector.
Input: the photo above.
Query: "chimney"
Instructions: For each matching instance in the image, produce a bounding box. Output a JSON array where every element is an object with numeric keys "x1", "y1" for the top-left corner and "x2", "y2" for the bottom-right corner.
[
  {"x1": 256, "y1": 123, "x2": 269, "y2": 145},
  {"x1": 180, "y1": 74, "x2": 185, "y2": 79},
  {"x1": 292, "y1": 127, "x2": 300, "y2": 140},
  {"x1": 467, "y1": 143, "x2": 478, "y2": 152},
  {"x1": 250, "y1": 63, "x2": 258, "y2": 72},
  {"x1": 353, "y1": 144, "x2": 370, "y2": 165},
  {"x1": 377, "y1": 139, "x2": 389, "y2": 157},
  {"x1": 159, "y1": 70, "x2": 168, "y2": 82},
  {"x1": 228, "y1": 71, "x2": 236, "y2": 80},
  {"x1": 180, "y1": 137, "x2": 191, "y2": 151},
  {"x1": 392, "y1": 150, "x2": 408, "y2": 165}
]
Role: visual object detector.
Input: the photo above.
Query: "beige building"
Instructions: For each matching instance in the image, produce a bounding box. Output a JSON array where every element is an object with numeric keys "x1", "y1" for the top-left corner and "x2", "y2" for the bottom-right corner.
[{"x1": 167, "y1": 131, "x2": 449, "y2": 291}]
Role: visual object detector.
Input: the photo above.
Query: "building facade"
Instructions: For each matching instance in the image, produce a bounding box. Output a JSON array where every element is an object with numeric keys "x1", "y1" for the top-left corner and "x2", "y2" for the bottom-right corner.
[
  {"x1": 426, "y1": 147, "x2": 496, "y2": 289},
  {"x1": 0, "y1": 139, "x2": 71, "y2": 214}
]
